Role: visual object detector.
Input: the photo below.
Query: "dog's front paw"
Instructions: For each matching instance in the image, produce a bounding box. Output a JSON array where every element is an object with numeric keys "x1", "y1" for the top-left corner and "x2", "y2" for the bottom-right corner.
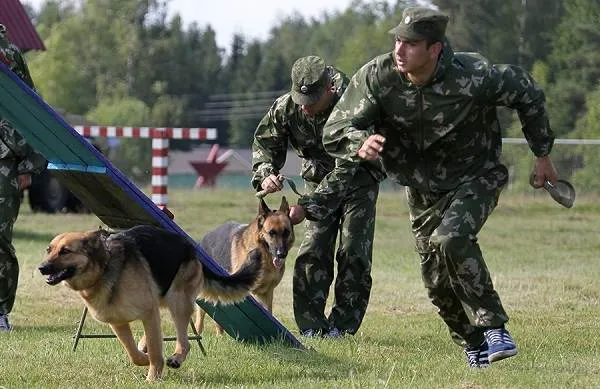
[
  {"x1": 146, "y1": 361, "x2": 164, "y2": 381},
  {"x1": 145, "y1": 370, "x2": 162, "y2": 382},
  {"x1": 131, "y1": 352, "x2": 150, "y2": 366},
  {"x1": 166, "y1": 356, "x2": 181, "y2": 369}
]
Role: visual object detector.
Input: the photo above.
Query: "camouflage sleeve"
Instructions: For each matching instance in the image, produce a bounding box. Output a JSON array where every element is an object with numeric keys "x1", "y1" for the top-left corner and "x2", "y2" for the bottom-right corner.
[
  {"x1": 251, "y1": 100, "x2": 289, "y2": 190},
  {"x1": 322, "y1": 62, "x2": 380, "y2": 162},
  {"x1": 12, "y1": 49, "x2": 35, "y2": 89},
  {"x1": 297, "y1": 158, "x2": 360, "y2": 221},
  {"x1": 0, "y1": 40, "x2": 35, "y2": 89},
  {"x1": 481, "y1": 65, "x2": 554, "y2": 157},
  {"x1": 17, "y1": 149, "x2": 47, "y2": 175},
  {"x1": 2, "y1": 126, "x2": 47, "y2": 174},
  {"x1": 296, "y1": 62, "x2": 381, "y2": 220}
]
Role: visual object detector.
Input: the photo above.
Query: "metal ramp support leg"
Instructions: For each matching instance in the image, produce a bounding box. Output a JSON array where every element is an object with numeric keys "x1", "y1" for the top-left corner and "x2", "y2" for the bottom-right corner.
[{"x1": 72, "y1": 306, "x2": 207, "y2": 356}]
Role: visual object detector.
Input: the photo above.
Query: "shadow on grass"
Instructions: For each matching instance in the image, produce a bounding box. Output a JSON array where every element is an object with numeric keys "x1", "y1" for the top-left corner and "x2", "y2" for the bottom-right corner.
[
  {"x1": 179, "y1": 339, "x2": 371, "y2": 385},
  {"x1": 13, "y1": 229, "x2": 56, "y2": 243}
]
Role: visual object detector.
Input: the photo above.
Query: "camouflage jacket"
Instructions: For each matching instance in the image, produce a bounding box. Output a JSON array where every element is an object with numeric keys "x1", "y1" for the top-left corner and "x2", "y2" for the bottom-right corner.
[
  {"x1": 251, "y1": 66, "x2": 384, "y2": 192},
  {"x1": 319, "y1": 42, "x2": 554, "y2": 193},
  {"x1": 0, "y1": 29, "x2": 34, "y2": 88},
  {"x1": 0, "y1": 26, "x2": 46, "y2": 174}
]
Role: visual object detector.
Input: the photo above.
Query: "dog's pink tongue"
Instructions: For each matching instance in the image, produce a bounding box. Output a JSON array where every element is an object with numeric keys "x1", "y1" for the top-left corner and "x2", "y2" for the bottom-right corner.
[{"x1": 272, "y1": 258, "x2": 283, "y2": 269}]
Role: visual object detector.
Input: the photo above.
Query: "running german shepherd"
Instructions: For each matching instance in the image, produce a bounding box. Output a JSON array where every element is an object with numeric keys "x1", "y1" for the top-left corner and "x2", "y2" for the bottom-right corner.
[
  {"x1": 38, "y1": 225, "x2": 262, "y2": 382},
  {"x1": 195, "y1": 197, "x2": 295, "y2": 335}
]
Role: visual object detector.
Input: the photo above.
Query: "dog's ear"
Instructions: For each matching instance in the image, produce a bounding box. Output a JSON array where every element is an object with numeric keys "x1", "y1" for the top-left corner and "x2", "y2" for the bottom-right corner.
[
  {"x1": 97, "y1": 226, "x2": 111, "y2": 240},
  {"x1": 257, "y1": 214, "x2": 265, "y2": 230},
  {"x1": 258, "y1": 198, "x2": 271, "y2": 216},
  {"x1": 257, "y1": 198, "x2": 272, "y2": 229},
  {"x1": 279, "y1": 196, "x2": 289, "y2": 213},
  {"x1": 83, "y1": 230, "x2": 107, "y2": 255}
]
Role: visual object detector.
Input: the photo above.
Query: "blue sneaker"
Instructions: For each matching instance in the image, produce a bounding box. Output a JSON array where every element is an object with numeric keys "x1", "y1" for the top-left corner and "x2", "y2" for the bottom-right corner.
[
  {"x1": 300, "y1": 329, "x2": 323, "y2": 338},
  {"x1": 0, "y1": 313, "x2": 12, "y2": 332},
  {"x1": 464, "y1": 341, "x2": 490, "y2": 368},
  {"x1": 324, "y1": 328, "x2": 345, "y2": 339},
  {"x1": 484, "y1": 327, "x2": 517, "y2": 362}
]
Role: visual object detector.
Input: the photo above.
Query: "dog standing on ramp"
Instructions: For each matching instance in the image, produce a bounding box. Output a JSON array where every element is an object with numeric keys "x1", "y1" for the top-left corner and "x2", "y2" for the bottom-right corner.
[
  {"x1": 38, "y1": 225, "x2": 262, "y2": 382},
  {"x1": 196, "y1": 197, "x2": 295, "y2": 335}
]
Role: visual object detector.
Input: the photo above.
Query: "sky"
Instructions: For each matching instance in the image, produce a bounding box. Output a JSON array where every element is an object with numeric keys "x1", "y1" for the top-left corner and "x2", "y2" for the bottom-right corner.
[{"x1": 25, "y1": 0, "x2": 397, "y2": 49}]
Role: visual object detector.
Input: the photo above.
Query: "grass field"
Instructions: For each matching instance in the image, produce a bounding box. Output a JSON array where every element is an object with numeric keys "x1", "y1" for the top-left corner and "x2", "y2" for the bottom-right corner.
[{"x1": 1, "y1": 189, "x2": 599, "y2": 388}]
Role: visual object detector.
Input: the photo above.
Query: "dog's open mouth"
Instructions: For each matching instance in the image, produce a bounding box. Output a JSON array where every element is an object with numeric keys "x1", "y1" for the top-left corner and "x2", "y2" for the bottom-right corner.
[
  {"x1": 272, "y1": 257, "x2": 285, "y2": 269},
  {"x1": 40, "y1": 266, "x2": 76, "y2": 285}
]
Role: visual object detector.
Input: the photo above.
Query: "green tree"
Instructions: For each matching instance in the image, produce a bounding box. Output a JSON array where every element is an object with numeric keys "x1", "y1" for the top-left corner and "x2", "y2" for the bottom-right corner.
[
  {"x1": 86, "y1": 96, "x2": 152, "y2": 183},
  {"x1": 518, "y1": 0, "x2": 562, "y2": 69},
  {"x1": 568, "y1": 86, "x2": 600, "y2": 193},
  {"x1": 29, "y1": 0, "x2": 76, "y2": 32},
  {"x1": 432, "y1": 0, "x2": 519, "y2": 64},
  {"x1": 334, "y1": 1, "x2": 402, "y2": 73},
  {"x1": 27, "y1": 16, "x2": 97, "y2": 113},
  {"x1": 228, "y1": 41, "x2": 263, "y2": 147},
  {"x1": 545, "y1": 0, "x2": 600, "y2": 134},
  {"x1": 551, "y1": 0, "x2": 600, "y2": 86}
]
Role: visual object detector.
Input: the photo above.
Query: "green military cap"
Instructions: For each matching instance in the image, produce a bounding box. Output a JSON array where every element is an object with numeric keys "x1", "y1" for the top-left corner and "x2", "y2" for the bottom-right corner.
[
  {"x1": 388, "y1": 7, "x2": 449, "y2": 42},
  {"x1": 290, "y1": 55, "x2": 328, "y2": 106}
]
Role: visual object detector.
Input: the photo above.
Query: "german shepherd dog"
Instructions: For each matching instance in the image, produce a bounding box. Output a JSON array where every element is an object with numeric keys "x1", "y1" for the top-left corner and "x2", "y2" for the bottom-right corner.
[
  {"x1": 195, "y1": 197, "x2": 295, "y2": 335},
  {"x1": 38, "y1": 225, "x2": 262, "y2": 381}
]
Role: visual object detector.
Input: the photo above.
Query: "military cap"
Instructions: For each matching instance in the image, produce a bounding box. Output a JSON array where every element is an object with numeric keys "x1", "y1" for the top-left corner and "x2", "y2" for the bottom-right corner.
[
  {"x1": 290, "y1": 55, "x2": 328, "y2": 106},
  {"x1": 388, "y1": 7, "x2": 449, "y2": 42}
]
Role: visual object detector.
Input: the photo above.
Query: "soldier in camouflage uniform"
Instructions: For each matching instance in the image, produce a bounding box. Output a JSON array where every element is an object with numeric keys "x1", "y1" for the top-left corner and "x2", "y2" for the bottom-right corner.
[
  {"x1": 0, "y1": 24, "x2": 47, "y2": 332},
  {"x1": 302, "y1": 7, "x2": 557, "y2": 365},
  {"x1": 252, "y1": 56, "x2": 385, "y2": 338}
]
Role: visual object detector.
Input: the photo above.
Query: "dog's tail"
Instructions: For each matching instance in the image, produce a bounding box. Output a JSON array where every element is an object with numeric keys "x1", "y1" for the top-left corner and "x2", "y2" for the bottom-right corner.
[{"x1": 199, "y1": 248, "x2": 262, "y2": 304}]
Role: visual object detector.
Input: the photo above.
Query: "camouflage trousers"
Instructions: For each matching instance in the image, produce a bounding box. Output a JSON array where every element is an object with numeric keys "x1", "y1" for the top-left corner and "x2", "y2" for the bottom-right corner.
[
  {"x1": 293, "y1": 177, "x2": 379, "y2": 335},
  {"x1": 406, "y1": 166, "x2": 509, "y2": 348},
  {"x1": 0, "y1": 160, "x2": 21, "y2": 315}
]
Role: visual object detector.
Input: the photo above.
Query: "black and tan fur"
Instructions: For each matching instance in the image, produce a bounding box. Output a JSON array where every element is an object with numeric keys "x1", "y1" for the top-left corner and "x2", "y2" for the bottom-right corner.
[
  {"x1": 196, "y1": 197, "x2": 295, "y2": 335},
  {"x1": 38, "y1": 225, "x2": 261, "y2": 381}
]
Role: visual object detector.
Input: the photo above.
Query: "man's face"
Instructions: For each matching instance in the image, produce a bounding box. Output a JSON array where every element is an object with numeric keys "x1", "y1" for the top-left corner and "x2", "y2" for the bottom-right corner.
[
  {"x1": 393, "y1": 39, "x2": 437, "y2": 74},
  {"x1": 299, "y1": 87, "x2": 333, "y2": 117}
]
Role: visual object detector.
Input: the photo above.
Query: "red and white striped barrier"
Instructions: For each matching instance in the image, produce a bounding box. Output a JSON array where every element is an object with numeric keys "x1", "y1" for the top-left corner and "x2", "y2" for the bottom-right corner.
[{"x1": 74, "y1": 126, "x2": 218, "y2": 206}]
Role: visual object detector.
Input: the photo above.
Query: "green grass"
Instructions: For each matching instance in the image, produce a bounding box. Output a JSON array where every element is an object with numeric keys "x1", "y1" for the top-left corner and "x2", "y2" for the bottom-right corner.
[{"x1": 1, "y1": 189, "x2": 599, "y2": 388}]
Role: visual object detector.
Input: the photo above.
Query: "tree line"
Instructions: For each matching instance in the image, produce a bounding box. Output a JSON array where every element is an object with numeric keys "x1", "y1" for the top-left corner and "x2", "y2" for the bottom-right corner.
[{"x1": 21, "y1": 0, "x2": 600, "y2": 189}]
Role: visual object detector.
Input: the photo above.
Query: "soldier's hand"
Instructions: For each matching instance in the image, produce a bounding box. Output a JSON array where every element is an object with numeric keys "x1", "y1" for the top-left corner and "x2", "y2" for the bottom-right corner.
[
  {"x1": 358, "y1": 135, "x2": 386, "y2": 160},
  {"x1": 18, "y1": 174, "x2": 32, "y2": 190},
  {"x1": 530, "y1": 155, "x2": 557, "y2": 188},
  {"x1": 261, "y1": 174, "x2": 283, "y2": 194},
  {"x1": 289, "y1": 204, "x2": 305, "y2": 225}
]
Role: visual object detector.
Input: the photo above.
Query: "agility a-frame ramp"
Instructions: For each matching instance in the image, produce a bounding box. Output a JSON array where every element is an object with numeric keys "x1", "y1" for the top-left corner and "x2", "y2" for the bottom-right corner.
[{"x1": 0, "y1": 63, "x2": 303, "y2": 349}]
